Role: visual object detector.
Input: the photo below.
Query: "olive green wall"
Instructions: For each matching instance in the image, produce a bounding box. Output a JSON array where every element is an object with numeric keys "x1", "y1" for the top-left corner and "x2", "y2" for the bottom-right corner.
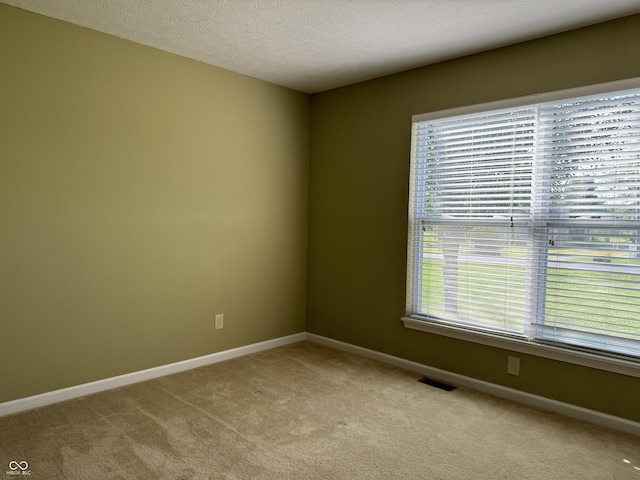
[
  {"x1": 0, "y1": 4, "x2": 309, "y2": 403},
  {"x1": 307, "y1": 15, "x2": 640, "y2": 421}
]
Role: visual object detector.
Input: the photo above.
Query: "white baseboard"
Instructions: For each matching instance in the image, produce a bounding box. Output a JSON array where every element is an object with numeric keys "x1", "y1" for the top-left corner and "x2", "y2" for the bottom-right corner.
[
  {"x1": 305, "y1": 333, "x2": 640, "y2": 437},
  {"x1": 0, "y1": 333, "x2": 306, "y2": 418},
  {"x1": 3, "y1": 331, "x2": 638, "y2": 437}
]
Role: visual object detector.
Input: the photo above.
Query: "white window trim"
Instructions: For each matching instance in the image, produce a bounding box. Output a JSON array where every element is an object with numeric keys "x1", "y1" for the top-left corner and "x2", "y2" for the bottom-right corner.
[
  {"x1": 405, "y1": 76, "x2": 640, "y2": 378},
  {"x1": 412, "y1": 77, "x2": 640, "y2": 124},
  {"x1": 402, "y1": 316, "x2": 640, "y2": 378}
]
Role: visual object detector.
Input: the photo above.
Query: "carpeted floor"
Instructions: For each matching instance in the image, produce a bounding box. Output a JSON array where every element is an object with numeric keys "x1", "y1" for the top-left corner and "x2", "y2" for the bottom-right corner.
[{"x1": 1, "y1": 341, "x2": 639, "y2": 479}]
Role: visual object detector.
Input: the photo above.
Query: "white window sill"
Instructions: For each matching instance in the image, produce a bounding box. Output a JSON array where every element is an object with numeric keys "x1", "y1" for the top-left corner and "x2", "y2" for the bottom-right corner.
[{"x1": 402, "y1": 316, "x2": 640, "y2": 378}]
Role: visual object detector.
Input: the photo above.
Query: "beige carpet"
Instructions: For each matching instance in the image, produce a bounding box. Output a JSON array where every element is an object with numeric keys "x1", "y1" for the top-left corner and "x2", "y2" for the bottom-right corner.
[{"x1": 1, "y1": 341, "x2": 638, "y2": 479}]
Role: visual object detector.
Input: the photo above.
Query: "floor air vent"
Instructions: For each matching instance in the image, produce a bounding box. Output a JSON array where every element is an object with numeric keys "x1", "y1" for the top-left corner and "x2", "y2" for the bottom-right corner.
[{"x1": 418, "y1": 376, "x2": 457, "y2": 391}]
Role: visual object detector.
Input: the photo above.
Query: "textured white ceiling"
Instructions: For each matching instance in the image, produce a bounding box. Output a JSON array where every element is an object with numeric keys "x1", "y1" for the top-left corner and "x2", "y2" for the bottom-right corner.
[{"x1": 3, "y1": 0, "x2": 640, "y2": 93}]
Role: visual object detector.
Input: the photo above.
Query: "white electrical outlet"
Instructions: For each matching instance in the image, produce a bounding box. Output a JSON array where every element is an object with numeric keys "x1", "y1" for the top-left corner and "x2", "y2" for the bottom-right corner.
[
  {"x1": 507, "y1": 356, "x2": 520, "y2": 376},
  {"x1": 215, "y1": 314, "x2": 224, "y2": 330}
]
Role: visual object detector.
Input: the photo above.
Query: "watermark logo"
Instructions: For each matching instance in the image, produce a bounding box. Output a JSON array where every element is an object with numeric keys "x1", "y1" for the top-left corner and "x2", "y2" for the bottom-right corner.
[{"x1": 6, "y1": 461, "x2": 30, "y2": 476}]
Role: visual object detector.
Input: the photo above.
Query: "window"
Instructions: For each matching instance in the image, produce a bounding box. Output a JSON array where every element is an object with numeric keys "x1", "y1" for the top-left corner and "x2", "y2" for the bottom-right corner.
[{"x1": 405, "y1": 78, "x2": 640, "y2": 374}]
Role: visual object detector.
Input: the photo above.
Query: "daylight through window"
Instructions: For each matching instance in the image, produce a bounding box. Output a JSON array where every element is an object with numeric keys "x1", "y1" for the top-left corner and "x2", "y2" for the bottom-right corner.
[{"x1": 406, "y1": 79, "x2": 640, "y2": 363}]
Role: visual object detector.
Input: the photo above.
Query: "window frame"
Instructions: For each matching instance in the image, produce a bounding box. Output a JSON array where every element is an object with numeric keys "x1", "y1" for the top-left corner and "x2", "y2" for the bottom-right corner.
[{"x1": 403, "y1": 77, "x2": 640, "y2": 378}]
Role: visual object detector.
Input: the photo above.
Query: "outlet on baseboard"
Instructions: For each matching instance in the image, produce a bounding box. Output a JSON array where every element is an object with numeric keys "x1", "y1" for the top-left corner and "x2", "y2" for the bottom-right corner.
[
  {"x1": 215, "y1": 314, "x2": 224, "y2": 330},
  {"x1": 507, "y1": 355, "x2": 520, "y2": 376}
]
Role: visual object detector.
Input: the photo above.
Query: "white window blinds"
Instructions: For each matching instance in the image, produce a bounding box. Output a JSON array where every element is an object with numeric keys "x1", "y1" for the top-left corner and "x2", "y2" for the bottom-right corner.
[{"x1": 407, "y1": 81, "x2": 640, "y2": 360}]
